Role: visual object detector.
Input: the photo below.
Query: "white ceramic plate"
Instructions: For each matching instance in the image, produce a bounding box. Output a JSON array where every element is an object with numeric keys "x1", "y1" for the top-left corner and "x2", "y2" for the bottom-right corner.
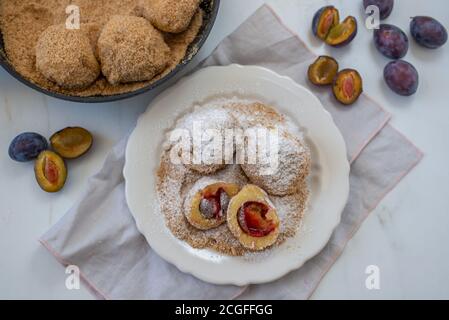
[{"x1": 124, "y1": 64, "x2": 350, "y2": 286}]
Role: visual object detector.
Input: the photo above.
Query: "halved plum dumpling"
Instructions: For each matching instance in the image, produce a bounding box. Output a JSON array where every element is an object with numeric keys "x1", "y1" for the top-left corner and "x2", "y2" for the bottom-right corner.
[
  {"x1": 227, "y1": 185, "x2": 280, "y2": 250},
  {"x1": 238, "y1": 202, "x2": 277, "y2": 237},
  {"x1": 184, "y1": 180, "x2": 240, "y2": 230}
]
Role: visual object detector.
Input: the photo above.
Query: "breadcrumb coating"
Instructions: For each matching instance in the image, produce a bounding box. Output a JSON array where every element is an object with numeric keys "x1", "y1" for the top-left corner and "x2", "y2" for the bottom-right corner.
[
  {"x1": 98, "y1": 15, "x2": 170, "y2": 85},
  {"x1": 36, "y1": 24, "x2": 100, "y2": 89},
  {"x1": 140, "y1": 0, "x2": 201, "y2": 33}
]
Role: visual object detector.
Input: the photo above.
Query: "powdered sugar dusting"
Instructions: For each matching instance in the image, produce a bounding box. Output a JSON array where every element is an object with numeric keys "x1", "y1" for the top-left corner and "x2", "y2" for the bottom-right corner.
[{"x1": 242, "y1": 129, "x2": 311, "y2": 196}]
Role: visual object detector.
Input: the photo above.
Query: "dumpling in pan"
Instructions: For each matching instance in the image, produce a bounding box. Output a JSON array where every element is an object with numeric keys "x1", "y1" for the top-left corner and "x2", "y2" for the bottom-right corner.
[{"x1": 140, "y1": 0, "x2": 201, "y2": 33}]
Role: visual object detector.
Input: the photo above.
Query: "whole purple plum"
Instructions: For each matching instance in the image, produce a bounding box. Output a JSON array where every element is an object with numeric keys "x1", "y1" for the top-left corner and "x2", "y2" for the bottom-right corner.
[
  {"x1": 374, "y1": 24, "x2": 409, "y2": 59},
  {"x1": 363, "y1": 0, "x2": 394, "y2": 20},
  {"x1": 384, "y1": 60, "x2": 419, "y2": 96},
  {"x1": 9, "y1": 132, "x2": 48, "y2": 162},
  {"x1": 411, "y1": 16, "x2": 448, "y2": 49}
]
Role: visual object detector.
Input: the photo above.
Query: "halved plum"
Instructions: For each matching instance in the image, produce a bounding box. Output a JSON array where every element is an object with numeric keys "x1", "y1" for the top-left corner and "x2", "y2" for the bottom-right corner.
[
  {"x1": 333, "y1": 69, "x2": 363, "y2": 105},
  {"x1": 325, "y1": 16, "x2": 358, "y2": 47},
  {"x1": 50, "y1": 127, "x2": 93, "y2": 159},
  {"x1": 237, "y1": 202, "x2": 277, "y2": 237},
  {"x1": 312, "y1": 6, "x2": 340, "y2": 41},
  {"x1": 308, "y1": 56, "x2": 339, "y2": 86},
  {"x1": 34, "y1": 150, "x2": 67, "y2": 193}
]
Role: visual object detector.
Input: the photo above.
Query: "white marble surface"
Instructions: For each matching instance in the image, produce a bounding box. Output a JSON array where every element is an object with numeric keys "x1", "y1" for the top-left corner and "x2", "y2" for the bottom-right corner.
[{"x1": 0, "y1": 0, "x2": 448, "y2": 299}]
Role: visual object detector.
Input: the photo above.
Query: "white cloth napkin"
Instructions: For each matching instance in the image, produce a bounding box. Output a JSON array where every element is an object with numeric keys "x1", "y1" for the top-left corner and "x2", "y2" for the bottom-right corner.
[{"x1": 41, "y1": 5, "x2": 423, "y2": 299}]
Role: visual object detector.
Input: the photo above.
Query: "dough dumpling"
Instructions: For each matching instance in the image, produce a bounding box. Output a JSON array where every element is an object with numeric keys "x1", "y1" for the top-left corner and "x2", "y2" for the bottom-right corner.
[
  {"x1": 172, "y1": 104, "x2": 236, "y2": 174},
  {"x1": 184, "y1": 178, "x2": 240, "y2": 230},
  {"x1": 36, "y1": 24, "x2": 100, "y2": 89},
  {"x1": 241, "y1": 129, "x2": 311, "y2": 196},
  {"x1": 97, "y1": 15, "x2": 170, "y2": 85},
  {"x1": 141, "y1": 0, "x2": 201, "y2": 33}
]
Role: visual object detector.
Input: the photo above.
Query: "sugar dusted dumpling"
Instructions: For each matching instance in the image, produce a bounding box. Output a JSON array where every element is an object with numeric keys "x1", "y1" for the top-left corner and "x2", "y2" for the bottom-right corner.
[
  {"x1": 241, "y1": 129, "x2": 311, "y2": 196},
  {"x1": 173, "y1": 104, "x2": 236, "y2": 174}
]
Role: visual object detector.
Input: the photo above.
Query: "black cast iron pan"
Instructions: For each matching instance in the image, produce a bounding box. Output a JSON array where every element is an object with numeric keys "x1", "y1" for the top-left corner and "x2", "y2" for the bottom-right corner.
[{"x1": 0, "y1": 0, "x2": 220, "y2": 103}]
